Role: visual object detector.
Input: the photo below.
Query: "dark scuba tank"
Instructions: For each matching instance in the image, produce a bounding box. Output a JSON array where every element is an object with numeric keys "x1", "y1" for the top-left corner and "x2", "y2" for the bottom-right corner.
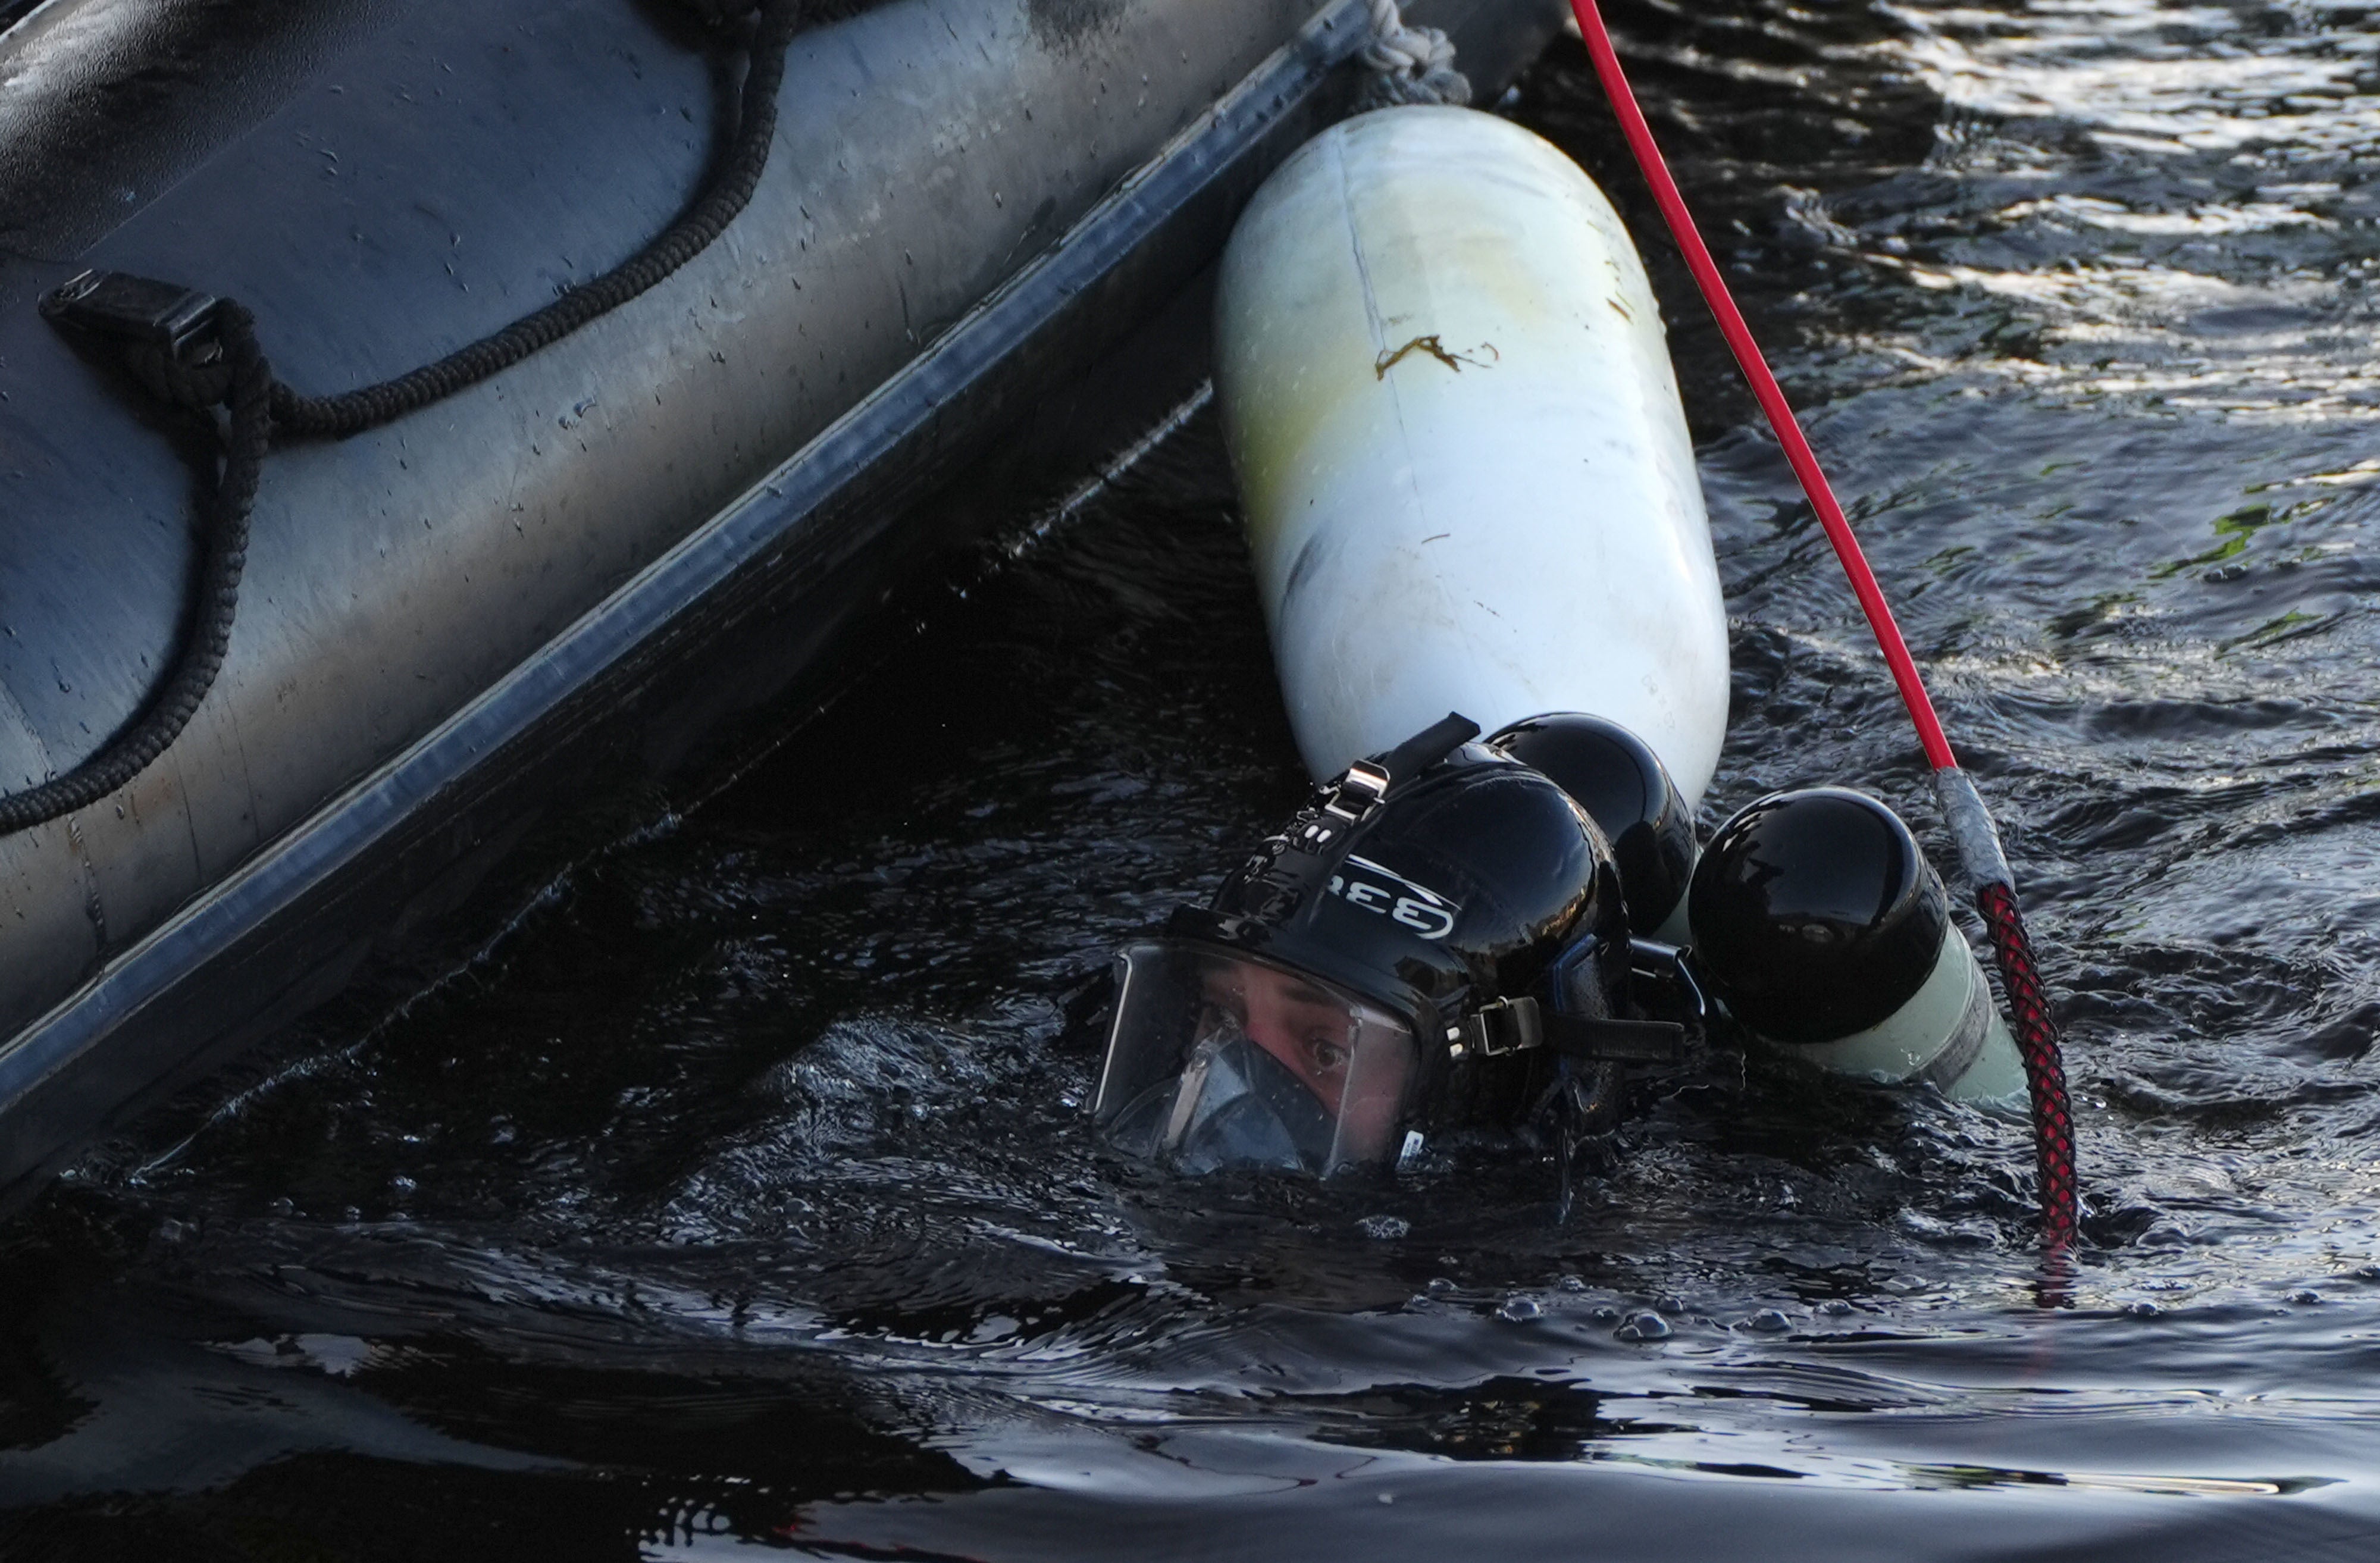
[
  {"x1": 1686, "y1": 787, "x2": 2025, "y2": 1103},
  {"x1": 1489, "y1": 712, "x2": 1696, "y2": 942}
]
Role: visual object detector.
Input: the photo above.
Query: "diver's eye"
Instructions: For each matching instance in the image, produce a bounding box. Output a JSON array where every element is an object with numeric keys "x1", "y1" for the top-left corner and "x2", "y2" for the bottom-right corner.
[
  {"x1": 1199, "y1": 988, "x2": 1247, "y2": 1023},
  {"x1": 1306, "y1": 1037, "x2": 1349, "y2": 1073}
]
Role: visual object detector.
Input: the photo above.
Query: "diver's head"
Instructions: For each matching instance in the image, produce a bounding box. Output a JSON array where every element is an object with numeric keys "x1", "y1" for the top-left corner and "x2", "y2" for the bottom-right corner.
[{"x1": 1093, "y1": 713, "x2": 1637, "y2": 1177}]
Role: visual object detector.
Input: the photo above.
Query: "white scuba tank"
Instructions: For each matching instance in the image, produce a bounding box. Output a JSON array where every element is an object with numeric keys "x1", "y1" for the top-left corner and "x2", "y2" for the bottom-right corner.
[
  {"x1": 1688, "y1": 788, "x2": 2028, "y2": 1107},
  {"x1": 1786, "y1": 920, "x2": 2028, "y2": 1105},
  {"x1": 1213, "y1": 107, "x2": 1730, "y2": 804}
]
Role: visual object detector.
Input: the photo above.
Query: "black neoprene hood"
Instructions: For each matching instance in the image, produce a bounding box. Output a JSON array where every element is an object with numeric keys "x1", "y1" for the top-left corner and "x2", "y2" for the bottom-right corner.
[{"x1": 1191, "y1": 738, "x2": 1632, "y2": 1048}]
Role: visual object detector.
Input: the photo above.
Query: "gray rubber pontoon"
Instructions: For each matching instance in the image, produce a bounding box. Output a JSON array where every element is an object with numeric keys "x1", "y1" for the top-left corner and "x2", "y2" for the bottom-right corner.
[{"x1": 0, "y1": 0, "x2": 1564, "y2": 1198}]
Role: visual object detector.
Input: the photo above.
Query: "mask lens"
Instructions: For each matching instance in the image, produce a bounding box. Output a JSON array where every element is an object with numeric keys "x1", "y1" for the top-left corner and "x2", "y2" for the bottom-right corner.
[{"x1": 1094, "y1": 944, "x2": 1418, "y2": 1174}]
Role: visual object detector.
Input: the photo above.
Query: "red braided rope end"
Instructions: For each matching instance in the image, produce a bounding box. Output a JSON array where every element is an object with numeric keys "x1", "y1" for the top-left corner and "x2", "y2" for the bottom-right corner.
[{"x1": 1974, "y1": 881, "x2": 2078, "y2": 1246}]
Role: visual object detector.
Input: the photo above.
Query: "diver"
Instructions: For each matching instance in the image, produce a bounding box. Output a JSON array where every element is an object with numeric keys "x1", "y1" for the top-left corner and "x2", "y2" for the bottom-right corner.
[{"x1": 1090, "y1": 710, "x2": 2028, "y2": 1180}]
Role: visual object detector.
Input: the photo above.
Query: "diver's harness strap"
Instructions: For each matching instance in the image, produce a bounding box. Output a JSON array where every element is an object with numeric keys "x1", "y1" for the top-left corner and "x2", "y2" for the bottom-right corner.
[
  {"x1": 1449, "y1": 997, "x2": 1683, "y2": 1066},
  {"x1": 1292, "y1": 712, "x2": 1480, "y2": 857}
]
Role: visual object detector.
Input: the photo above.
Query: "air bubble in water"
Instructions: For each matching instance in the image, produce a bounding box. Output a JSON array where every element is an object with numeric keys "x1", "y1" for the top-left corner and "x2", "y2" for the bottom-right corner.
[{"x1": 1615, "y1": 1311, "x2": 1671, "y2": 1342}]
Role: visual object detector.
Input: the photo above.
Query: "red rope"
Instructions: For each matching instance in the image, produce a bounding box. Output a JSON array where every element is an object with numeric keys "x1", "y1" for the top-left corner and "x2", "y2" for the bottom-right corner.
[
  {"x1": 1565, "y1": 0, "x2": 2077, "y2": 1243},
  {"x1": 1565, "y1": 0, "x2": 1952, "y2": 771},
  {"x1": 1977, "y1": 883, "x2": 2079, "y2": 1243}
]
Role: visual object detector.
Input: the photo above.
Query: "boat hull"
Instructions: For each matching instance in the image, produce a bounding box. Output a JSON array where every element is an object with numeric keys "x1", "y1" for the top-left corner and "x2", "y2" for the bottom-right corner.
[{"x1": 0, "y1": 0, "x2": 1564, "y2": 1197}]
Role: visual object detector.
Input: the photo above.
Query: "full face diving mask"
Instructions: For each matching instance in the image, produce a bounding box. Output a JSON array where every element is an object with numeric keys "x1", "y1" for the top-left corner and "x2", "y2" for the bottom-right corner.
[
  {"x1": 1091, "y1": 713, "x2": 1681, "y2": 1178},
  {"x1": 1096, "y1": 942, "x2": 1421, "y2": 1175}
]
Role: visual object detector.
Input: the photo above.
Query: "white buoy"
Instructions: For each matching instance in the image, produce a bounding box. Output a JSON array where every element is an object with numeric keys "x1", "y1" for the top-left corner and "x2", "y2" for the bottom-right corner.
[{"x1": 1213, "y1": 106, "x2": 1730, "y2": 803}]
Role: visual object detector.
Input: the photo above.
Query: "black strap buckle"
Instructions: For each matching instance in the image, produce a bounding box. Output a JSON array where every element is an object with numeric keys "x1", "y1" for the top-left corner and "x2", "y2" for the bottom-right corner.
[
  {"x1": 1285, "y1": 760, "x2": 1386, "y2": 856},
  {"x1": 1296, "y1": 712, "x2": 1483, "y2": 856},
  {"x1": 1449, "y1": 995, "x2": 1685, "y2": 1065},
  {"x1": 1320, "y1": 759, "x2": 1390, "y2": 823},
  {"x1": 1627, "y1": 938, "x2": 1706, "y2": 1041},
  {"x1": 1452, "y1": 995, "x2": 1543, "y2": 1058},
  {"x1": 40, "y1": 271, "x2": 222, "y2": 358}
]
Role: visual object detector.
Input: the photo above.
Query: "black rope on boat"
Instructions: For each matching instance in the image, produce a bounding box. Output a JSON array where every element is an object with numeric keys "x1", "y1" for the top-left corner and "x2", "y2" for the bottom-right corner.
[
  {"x1": 18, "y1": 0, "x2": 805, "y2": 835},
  {"x1": 0, "y1": 305, "x2": 270, "y2": 834},
  {"x1": 272, "y1": 0, "x2": 804, "y2": 436}
]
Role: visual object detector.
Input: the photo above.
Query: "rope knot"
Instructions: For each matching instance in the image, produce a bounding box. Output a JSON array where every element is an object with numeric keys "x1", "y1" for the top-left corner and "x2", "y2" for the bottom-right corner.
[
  {"x1": 122, "y1": 339, "x2": 237, "y2": 411},
  {"x1": 40, "y1": 271, "x2": 242, "y2": 412},
  {"x1": 1358, "y1": 0, "x2": 1471, "y2": 109}
]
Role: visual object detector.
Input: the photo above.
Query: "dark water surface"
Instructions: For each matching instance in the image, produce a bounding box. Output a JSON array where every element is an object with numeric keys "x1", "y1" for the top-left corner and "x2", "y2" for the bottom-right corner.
[{"x1": 8, "y1": 0, "x2": 2380, "y2": 1556}]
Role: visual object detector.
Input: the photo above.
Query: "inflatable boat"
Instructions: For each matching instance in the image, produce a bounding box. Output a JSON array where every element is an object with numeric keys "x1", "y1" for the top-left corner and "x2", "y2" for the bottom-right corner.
[{"x1": 0, "y1": 0, "x2": 1567, "y2": 1199}]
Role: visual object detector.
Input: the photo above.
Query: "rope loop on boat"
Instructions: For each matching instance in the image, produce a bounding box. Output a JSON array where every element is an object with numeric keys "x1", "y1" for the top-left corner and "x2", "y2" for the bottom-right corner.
[
  {"x1": 21, "y1": 0, "x2": 810, "y2": 835},
  {"x1": 0, "y1": 303, "x2": 270, "y2": 834},
  {"x1": 122, "y1": 337, "x2": 238, "y2": 412},
  {"x1": 271, "y1": 0, "x2": 803, "y2": 437},
  {"x1": 1358, "y1": 0, "x2": 1470, "y2": 108}
]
